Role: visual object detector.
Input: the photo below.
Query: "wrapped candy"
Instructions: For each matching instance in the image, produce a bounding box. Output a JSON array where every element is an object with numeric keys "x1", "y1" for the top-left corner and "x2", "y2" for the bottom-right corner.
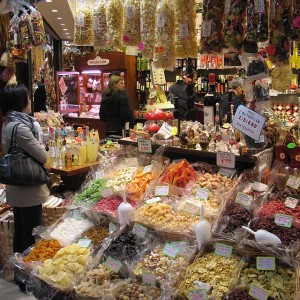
[
  {"x1": 224, "y1": 0, "x2": 247, "y2": 51},
  {"x1": 93, "y1": 0, "x2": 107, "y2": 48},
  {"x1": 19, "y1": 11, "x2": 32, "y2": 52},
  {"x1": 30, "y1": 7, "x2": 46, "y2": 46},
  {"x1": 140, "y1": 0, "x2": 157, "y2": 59},
  {"x1": 268, "y1": 0, "x2": 292, "y2": 63},
  {"x1": 201, "y1": 0, "x2": 225, "y2": 53},
  {"x1": 74, "y1": 0, "x2": 93, "y2": 46},
  {"x1": 123, "y1": 0, "x2": 140, "y2": 47},
  {"x1": 153, "y1": 0, "x2": 176, "y2": 70},
  {"x1": 107, "y1": 0, "x2": 124, "y2": 49},
  {"x1": 173, "y1": 0, "x2": 198, "y2": 58}
]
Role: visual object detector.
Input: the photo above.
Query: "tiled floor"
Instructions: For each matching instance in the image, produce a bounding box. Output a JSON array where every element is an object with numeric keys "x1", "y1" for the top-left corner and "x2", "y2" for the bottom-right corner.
[{"x1": 0, "y1": 278, "x2": 36, "y2": 300}]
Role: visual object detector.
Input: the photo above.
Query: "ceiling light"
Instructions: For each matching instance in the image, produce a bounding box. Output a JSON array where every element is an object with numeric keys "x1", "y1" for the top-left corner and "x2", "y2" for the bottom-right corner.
[
  {"x1": 82, "y1": 70, "x2": 102, "y2": 74},
  {"x1": 63, "y1": 29, "x2": 68, "y2": 31},
  {"x1": 52, "y1": 9, "x2": 58, "y2": 12},
  {"x1": 57, "y1": 17, "x2": 62, "y2": 20},
  {"x1": 61, "y1": 24, "x2": 65, "y2": 26},
  {"x1": 46, "y1": 0, "x2": 53, "y2": 2}
]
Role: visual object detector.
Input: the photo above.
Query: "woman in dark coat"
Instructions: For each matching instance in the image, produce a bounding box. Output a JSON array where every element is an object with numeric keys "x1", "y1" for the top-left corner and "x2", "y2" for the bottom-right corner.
[{"x1": 99, "y1": 75, "x2": 134, "y2": 137}]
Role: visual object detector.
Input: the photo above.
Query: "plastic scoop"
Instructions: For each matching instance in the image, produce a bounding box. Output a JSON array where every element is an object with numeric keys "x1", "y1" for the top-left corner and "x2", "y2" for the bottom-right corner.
[
  {"x1": 118, "y1": 190, "x2": 133, "y2": 226},
  {"x1": 195, "y1": 205, "x2": 212, "y2": 250},
  {"x1": 242, "y1": 226, "x2": 282, "y2": 245}
]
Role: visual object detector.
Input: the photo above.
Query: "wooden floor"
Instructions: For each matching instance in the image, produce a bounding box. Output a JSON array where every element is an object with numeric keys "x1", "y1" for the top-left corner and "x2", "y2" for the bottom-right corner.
[{"x1": 0, "y1": 278, "x2": 36, "y2": 300}]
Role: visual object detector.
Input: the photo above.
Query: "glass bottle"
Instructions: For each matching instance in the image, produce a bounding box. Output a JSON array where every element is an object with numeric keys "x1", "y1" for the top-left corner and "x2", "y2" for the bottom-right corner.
[{"x1": 48, "y1": 127, "x2": 57, "y2": 167}]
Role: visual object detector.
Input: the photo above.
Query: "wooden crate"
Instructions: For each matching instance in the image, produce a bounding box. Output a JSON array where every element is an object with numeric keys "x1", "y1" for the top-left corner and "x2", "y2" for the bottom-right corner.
[{"x1": 0, "y1": 211, "x2": 14, "y2": 267}]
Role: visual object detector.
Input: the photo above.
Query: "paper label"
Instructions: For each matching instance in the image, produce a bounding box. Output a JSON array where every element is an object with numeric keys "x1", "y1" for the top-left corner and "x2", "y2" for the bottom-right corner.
[
  {"x1": 274, "y1": 214, "x2": 293, "y2": 228},
  {"x1": 125, "y1": 157, "x2": 138, "y2": 167},
  {"x1": 252, "y1": 181, "x2": 268, "y2": 192},
  {"x1": 286, "y1": 175, "x2": 300, "y2": 189},
  {"x1": 146, "y1": 197, "x2": 161, "y2": 204},
  {"x1": 285, "y1": 197, "x2": 298, "y2": 209},
  {"x1": 126, "y1": 4, "x2": 136, "y2": 19},
  {"x1": 214, "y1": 243, "x2": 233, "y2": 258},
  {"x1": 156, "y1": 14, "x2": 164, "y2": 28},
  {"x1": 232, "y1": 105, "x2": 266, "y2": 141},
  {"x1": 196, "y1": 188, "x2": 210, "y2": 201},
  {"x1": 184, "y1": 201, "x2": 200, "y2": 215},
  {"x1": 109, "y1": 222, "x2": 117, "y2": 233},
  {"x1": 254, "y1": 0, "x2": 265, "y2": 13},
  {"x1": 157, "y1": 122, "x2": 173, "y2": 139},
  {"x1": 179, "y1": 23, "x2": 189, "y2": 38},
  {"x1": 256, "y1": 257, "x2": 276, "y2": 270},
  {"x1": 104, "y1": 256, "x2": 122, "y2": 273},
  {"x1": 202, "y1": 21, "x2": 212, "y2": 37},
  {"x1": 73, "y1": 209, "x2": 81, "y2": 220},
  {"x1": 249, "y1": 284, "x2": 269, "y2": 300},
  {"x1": 235, "y1": 192, "x2": 253, "y2": 207},
  {"x1": 224, "y1": 0, "x2": 231, "y2": 14},
  {"x1": 77, "y1": 13, "x2": 84, "y2": 28},
  {"x1": 171, "y1": 241, "x2": 188, "y2": 254},
  {"x1": 132, "y1": 223, "x2": 148, "y2": 238},
  {"x1": 142, "y1": 270, "x2": 156, "y2": 286},
  {"x1": 188, "y1": 289, "x2": 208, "y2": 300},
  {"x1": 138, "y1": 139, "x2": 152, "y2": 153},
  {"x1": 155, "y1": 186, "x2": 169, "y2": 196},
  {"x1": 101, "y1": 188, "x2": 114, "y2": 198},
  {"x1": 143, "y1": 165, "x2": 153, "y2": 174},
  {"x1": 216, "y1": 152, "x2": 235, "y2": 169},
  {"x1": 162, "y1": 243, "x2": 179, "y2": 258},
  {"x1": 218, "y1": 168, "x2": 235, "y2": 178},
  {"x1": 77, "y1": 238, "x2": 91, "y2": 248}
]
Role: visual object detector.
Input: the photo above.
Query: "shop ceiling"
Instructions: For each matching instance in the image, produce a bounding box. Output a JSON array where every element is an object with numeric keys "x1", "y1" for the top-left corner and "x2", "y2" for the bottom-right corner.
[{"x1": 34, "y1": 0, "x2": 96, "y2": 41}]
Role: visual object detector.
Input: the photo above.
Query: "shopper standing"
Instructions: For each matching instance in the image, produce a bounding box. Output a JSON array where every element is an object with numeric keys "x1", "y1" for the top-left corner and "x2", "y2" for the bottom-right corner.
[
  {"x1": 0, "y1": 84, "x2": 49, "y2": 288},
  {"x1": 33, "y1": 78, "x2": 47, "y2": 112},
  {"x1": 99, "y1": 75, "x2": 134, "y2": 137}
]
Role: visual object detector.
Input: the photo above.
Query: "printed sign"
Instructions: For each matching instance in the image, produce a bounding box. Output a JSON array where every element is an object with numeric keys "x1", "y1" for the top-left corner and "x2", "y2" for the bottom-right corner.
[
  {"x1": 157, "y1": 122, "x2": 173, "y2": 139},
  {"x1": 252, "y1": 182, "x2": 268, "y2": 192},
  {"x1": 256, "y1": 257, "x2": 276, "y2": 271},
  {"x1": 249, "y1": 284, "x2": 269, "y2": 300},
  {"x1": 125, "y1": 157, "x2": 138, "y2": 167},
  {"x1": 142, "y1": 270, "x2": 156, "y2": 286},
  {"x1": 104, "y1": 256, "x2": 122, "y2": 273},
  {"x1": 184, "y1": 202, "x2": 200, "y2": 215},
  {"x1": 132, "y1": 223, "x2": 148, "y2": 238},
  {"x1": 285, "y1": 197, "x2": 298, "y2": 209},
  {"x1": 155, "y1": 186, "x2": 169, "y2": 196},
  {"x1": 77, "y1": 239, "x2": 91, "y2": 248},
  {"x1": 217, "y1": 151, "x2": 235, "y2": 169},
  {"x1": 138, "y1": 139, "x2": 152, "y2": 153},
  {"x1": 274, "y1": 214, "x2": 293, "y2": 228},
  {"x1": 232, "y1": 105, "x2": 266, "y2": 141},
  {"x1": 235, "y1": 192, "x2": 253, "y2": 207},
  {"x1": 171, "y1": 241, "x2": 187, "y2": 254},
  {"x1": 188, "y1": 289, "x2": 208, "y2": 300},
  {"x1": 286, "y1": 175, "x2": 300, "y2": 189},
  {"x1": 196, "y1": 188, "x2": 210, "y2": 201},
  {"x1": 146, "y1": 197, "x2": 161, "y2": 204},
  {"x1": 162, "y1": 243, "x2": 179, "y2": 259},
  {"x1": 214, "y1": 243, "x2": 233, "y2": 258}
]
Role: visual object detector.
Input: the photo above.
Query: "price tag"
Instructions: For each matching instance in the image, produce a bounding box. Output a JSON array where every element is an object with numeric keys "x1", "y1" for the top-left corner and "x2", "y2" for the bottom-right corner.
[
  {"x1": 77, "y1": 239, "x2": 91, "y2": 248},
  {"x1": 286, "y1": 175, "x2": 300, "y2": 189},
  {"x1": 143, "y1": 165, "x2": 153, "y2": 174},
  {"x1": 104, "y1": 256, "x2": 122, "y2": 274},
  {"x1": 126, "y1": 4, "x2": 136, "y2": 18},
  {"x1": 249, "y1": 284, "x2": 269, "y2": 300},
  {"x1": 202, "y1": 21, "x2": 212, "y2": 37},
  {"x1": 142, "y1": 270, "x2": 156, "y2": 286},
  {"x1": 138, "y1": 139, "x2": 152, "y2": 153},
  {"x1": 125, "y1": 157, "x2": 138, "y2": 167},
  {"x1": 224, "y1": 0, "x2": 231, "y2": 14},
  {"x1": 102, "y1": 188, "x2": 114, "y2": 198},
  {"x1": 171, "y1": 241, "x2": 187, "y2": 254},
  {"x1": 109, "y1": 222, "x2": 117, "y2": 233},
  {"x1": 254, "y1": 0, "x2": 265, "y2": 13},
  {"x1": 214, "y1": 243, "x2": 233, "y2": 258},
  {"x1": 218, "y1": 168, "x2": 235, "y2": 178},
  {"x1": 188, "y1": 289, "x2": 208, "y2": 300},
  {"x1": 156, "y1": 14, "x2": 164, "y2": 28},
  {"x1": 232, "y1": 105, "x2": 266, "y2": 141},
  {"x1": 123, "y1": 35, "x2": 131, "y2": 43},
  {"x1": 256, "y1": 257, "x2": 276, "y2": 271},
  {"x1": 196, "y1": 188, "x2": 210, "y2": 201},
  {"x1": 235, "y1": 192, "x2": 253, "y2": 207},
  {"x1": 73, "y1": 209, "x2": 81, "y2": 220},
  {"x1": 146, "y1": 197, "x2": 161, "y2": 204},
  {"x1": 252, "y1": 181, "x2": 268, "y2": 192},
  {"x1": 162, "y1": 243, "x2": 179, "y2": 259},
  {"x1": 274, "y1": 214, "x2": 293, "y2": 228},
  {"x1": 156, "y1": 122, "x2": 173, "y2": 139},
  {"x1": 184, "y1": 202, "x2": 200, "y2": 216},
  {"x1": 155, "y1": 186, "x2": 169, "y2": 196},
  {"x1": 285, "y1": 197, "x2": 298, "y2": 209},
  {"x1": 179, "y1": 23, "x2": 189, "y2": 38},
  {"x1": 77, "y1": 13, "x2": 85, "y2": 28},
  {"x1": 132, "y1": 223, "x2": 148, "y2": 238},
  {"x1": 139, "y1": 42, "x2": 145, "y2": 51},
  {"x1": 216, "y1": 151, "x2": 235, "y2": 169}
]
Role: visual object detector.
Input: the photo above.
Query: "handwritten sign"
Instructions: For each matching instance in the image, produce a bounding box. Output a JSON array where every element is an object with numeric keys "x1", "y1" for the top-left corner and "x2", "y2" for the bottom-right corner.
[
  {"x1": 214, "y1": 243, "x2": 233, "y2": 258},
  {"x1": 155, "y1": 186, "x2": 169, "y2": 196},
  {"x1": 218, "y1": 168, "x2": 235, "y2": 178},
  {"x1": 132, "y1": 223, "x2": 148, "y2": 238},
  {"x1": 249, "y1": 284, "x2": 269, "y2": 300},
  {"x1": 256, "y1": 257, "x2": 276, "y2": 270},
  {"x1": 77, "y1": 239, "x2": 91, "y2": 248},
  {"x1": 196, "y1": 188, "x2": 210, "y2": 201},
  {"x1": 232, "y1": 105, "x2": 266, "y2": 141},
  {"x1": 142, "y1": 270, "x2": 156, "y2": 286},
  {"x1": 143, "y1": 165, "x2": 153, "y2": 174},
  {"x1": 157, "y1": 122, "x2": 173, "y2": 139},
  {"x1": 104, "y1": 256, "x2": 122, "y2": 273},
  {"x1": 73, "y1": 210, "x2": 81, "y2": 220},
  {"x1": 235, "y1": 192, "x2": 253, "y2": 207},
  {"x1": 216, "y1": 152, "x2": 235, "y2": 169},
  {"x1": 138, "y1": 139, "x2": 152, "y2": 153},
  {"x1": 252, "y1": 182, "x2": 268, "y2": 192},
  {"x1": 162, "y1": 243, "x2": 179, "y2": 259},
  {"x1": 285, "y1": 197, "x2": 298, "y2": 209},
  {"x1": 274, "y1": 214, "x2": 293, "y2": 228},
  {"x1": 286, "y1": 175, "x2": 300, "y2": 189},
  {"x1": 184, "y1": 202, "x2": 200, "y2": 215},
  {"x1": 188, "y1": 289, "x2": 208, "y2": 300},
  {"x1": 125, "y1": 157, "x2": 138, "y2": 167}
]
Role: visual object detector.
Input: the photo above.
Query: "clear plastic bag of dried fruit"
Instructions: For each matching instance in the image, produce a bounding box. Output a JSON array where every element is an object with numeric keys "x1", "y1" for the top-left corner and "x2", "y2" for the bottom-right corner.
[
  {"x1": 74, "y1": 0, "x2": 93, "y2": 46},
  {"x1": 106, "y1": 0, "x2": 124, "y2": 50},
  {"x1": 140, "y1": 0, "x2": 157, "y2": 59},
  {"x1": 153, "y1": 0, "x2": 176, "y2": 70},
  {"x1": 19, "y1": 10, "x2": 33, "y2": 52},
  {"x1": 200, "y1": 0, "x2": 225, "y2": 54},
  {"x1": 173, "y1": 0, "x2": 198, "y2": 59},
  {"x1": 30, "y1": 7, "x2": 46, "y2": 47},
  {"x1": 122, "y1": 0, "x2": 140, "y2": 47},
  {"x1": 290, "y1": 0, "x2": 300, "y2": 41},
  {"x1": 93, "y1": 0, "x2": 107, "y2": 49}
]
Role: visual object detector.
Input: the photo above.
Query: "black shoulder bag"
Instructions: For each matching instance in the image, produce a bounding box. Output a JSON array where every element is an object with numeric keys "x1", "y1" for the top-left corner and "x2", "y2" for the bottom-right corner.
[{"x1": 0, "y1": 123, "x2": 50, "y2": 186}]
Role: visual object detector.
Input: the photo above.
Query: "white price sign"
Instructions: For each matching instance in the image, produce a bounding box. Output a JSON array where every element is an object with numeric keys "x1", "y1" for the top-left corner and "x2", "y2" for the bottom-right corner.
[
  {"x1": 132, "y1": 223, "x2": 148, "y2": 238},
  {"x1": 143, "y1": 165, "x2": 153, "y2": 174},
  {"x1": 214, "y1": 243, "x2": 233, "y2": 258},
  {"x1": 218, "y1": 168, "x2": 235, "y2": 178},
  {"x1": 155, "y1": 186, "x2": 169, "y2": 196},
  {"x1": 256, "y1": 257, "x2": 276, "y2": 271},
  {"x1": 286, "y1": 175, "x2": 300, "y2": 189},
  {"x1": 77, "y1": 239, "x2": 91, "y2": 248},
  {"x1": 252, "y1": 181, "x2": 268, "y2": 192},
  {"x1": 217, "y1": 151, "x2": 235, "y2": 169},
  {"x1": 138, "y1": 139, "x2": 152, "y2": 153},
  {"x1": 249, "y1": 284, "x2": 269, "y2": 300},
  {"x1": 232, "y1": 105, "x2": 266, "y2": 141},
  {"x1": 235, "y1": 192, "x2": 253, "y2": 207},
  {"x1": 109, "y1": 222, "x2": 117, "y2": 232},
  {"x1": 188, "y1": 289, "x2": 208, "y2": 300},
  {"x1": 104, "y1": 256, "x2": 122, "y2": 273},
  {"x1": 146, "y1": 197, "x2": 161, "y2": 204},
  {"x1": 142, "y1": 270, "x2": 156, "y2": 286},
  {"x1": 184, "y1": 202, "x2": 200, "y2": 216},
  {"x1": 125, "y1": 157, "x2": 138, "y2": 167},
  {"x1": 157, "y1": 122, "x2": 173, "y2": 139},
  {"x1": 274, "y1": 214, "x2": 293, "y2": 228},
  {"x1": 196, "y1": 188, "x2": 210, "y2": 201},
  {"x1": 162, "y1": 243, "x2": 179, "y2": 259},
  {"x1": 285, "y1": 197, "x2": 298, "y2": 209}
]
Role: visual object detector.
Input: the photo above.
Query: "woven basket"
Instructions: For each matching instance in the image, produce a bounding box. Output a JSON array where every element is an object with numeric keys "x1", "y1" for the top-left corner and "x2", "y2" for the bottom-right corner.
[
  {"x1": 42, "y1": 205, "x2": 68, "y2": 226},
  {"x1": 0, "y1": 211, "x2": 14, "y2": 268}
]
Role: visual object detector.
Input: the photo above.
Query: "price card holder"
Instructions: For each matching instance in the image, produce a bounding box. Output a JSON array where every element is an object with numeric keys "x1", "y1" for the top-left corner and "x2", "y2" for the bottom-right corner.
[
  {"x1": 214, "y1": 243, "x2": 233, "y2": 258},
  {"x1": 188, "y1": 289, "x2": 208, "y2": 300},
  {"x1": 235, "y1": 192, "x2": 253, "y2": 207},
  {"x1": 216, "y1": 152, "x2": 235, "y2": 169},
  {"x1": 184, "y1": 202, "x2": 200, "y2": 216},
  {"x1": 256, "y1": 257, "x2": 276, "y2": 271},
  {"x1": 274, "y1": 214, "x2": 293, "y2": 228},
  {"x1": 102, "y1": 188, "x2": 114, "y2": 198},
  {"x1": 132, "y1": 223, "x2": 148, "y2": 238},
  {"x1": 162, "y1": 243, "x2": 179, "y2": 259},
  {"x1": 138, "y1": 138, "x2": 152, "y2": 153},
  {"x1": 109, "y1": 222, "x2": 117, "y2": 233},
  {"x1": 196, "y1": 188, "x2": 210, "y2": 201},
  {"x1": 285, "y1": 197, "x2": 298, "y2": 209},
  {"x1": 142, "y1": 270, "x2": 156, "y2": 286},
  {"x1": 286, "y1": 175, "x2": 300, "y2": 189},
  {"x1": 249, "y1": 284, "x2": 269, "y2": 300},
  {"x1": 104, "y1": 256, "x2": 122, "y2": 274}
]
